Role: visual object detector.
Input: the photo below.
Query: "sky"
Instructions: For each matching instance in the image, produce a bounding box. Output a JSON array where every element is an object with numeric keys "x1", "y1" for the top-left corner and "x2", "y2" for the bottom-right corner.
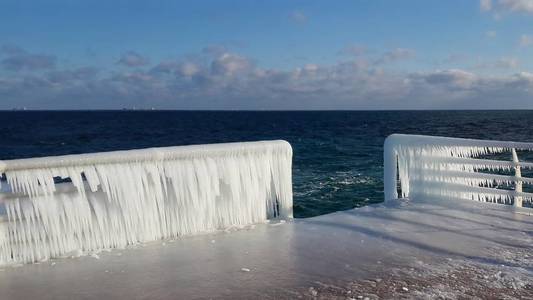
[{"x1": 1, "y1": 0, "x2": 533, "y2": 110}]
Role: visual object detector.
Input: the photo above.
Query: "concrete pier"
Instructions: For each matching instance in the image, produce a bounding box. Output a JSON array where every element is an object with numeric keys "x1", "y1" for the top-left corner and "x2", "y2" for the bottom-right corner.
[{"x1": 0, "y1": 197, "x2": 531, "y2": 299}]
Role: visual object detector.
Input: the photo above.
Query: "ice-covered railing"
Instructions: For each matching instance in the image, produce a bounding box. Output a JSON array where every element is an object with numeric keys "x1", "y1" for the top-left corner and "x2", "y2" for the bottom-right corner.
[
  {"x1": 0, "y1": 140, "x2": 293, "y2": 265},
  {"x1": 384, "y1": 134, "x2": 533, "y2": 207}
]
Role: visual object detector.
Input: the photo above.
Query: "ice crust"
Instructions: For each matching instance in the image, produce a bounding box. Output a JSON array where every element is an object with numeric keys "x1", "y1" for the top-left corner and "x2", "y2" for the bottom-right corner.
[
  {"x1": 384, "y1": 134, "x2": 533, "y2": 205},
  {"x1": 0, "y1": 140, "x2": 293, "y2": 265}
]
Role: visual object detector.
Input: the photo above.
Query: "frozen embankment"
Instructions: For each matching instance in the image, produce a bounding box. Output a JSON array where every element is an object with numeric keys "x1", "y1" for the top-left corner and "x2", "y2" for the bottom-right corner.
[{"x1": 0, "y1": 135, "x2": 532, "y2": 299}]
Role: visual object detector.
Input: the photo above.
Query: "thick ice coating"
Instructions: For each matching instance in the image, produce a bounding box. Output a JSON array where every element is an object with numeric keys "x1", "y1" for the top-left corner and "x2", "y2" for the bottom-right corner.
[
  {"x1": 0, "y1": 140, "x2": 293, "y2": 265},
  {"x1": 384, "y1": 134, "x2": 533, "y2": 206}
]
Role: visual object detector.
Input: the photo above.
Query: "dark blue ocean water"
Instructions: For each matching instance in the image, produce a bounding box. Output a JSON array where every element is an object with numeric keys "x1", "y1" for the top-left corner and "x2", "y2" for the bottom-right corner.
[{"x1": 2, "y1": 110, "x2": 533, "y2": 217}]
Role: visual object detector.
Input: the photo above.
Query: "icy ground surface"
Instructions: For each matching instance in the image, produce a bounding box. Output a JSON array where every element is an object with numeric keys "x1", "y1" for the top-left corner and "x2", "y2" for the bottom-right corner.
[{"x1": 0, "y1": 197, "x2": 531, "y2": 299}]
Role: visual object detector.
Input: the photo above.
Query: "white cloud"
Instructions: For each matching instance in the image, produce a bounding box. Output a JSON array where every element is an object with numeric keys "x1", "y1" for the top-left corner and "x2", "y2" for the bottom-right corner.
[
  {"x1": 494, "y1": 57, "x2": 519, "y2": 68},
  {"x1": 512, "y1": 72, "x2": 533, "y2": 90},
  {"x1": 419, "y1": 69, "x2": 477, "y2": 89},
  {"x1": 180, "y1": 62, "x2": 200, "y2": 77},
  {"x1": 211, "y1": 53, "x2": 253, "y2": 76},
  {"x1": 474, "y1": 57, "x2": 519, "y2": 69},
  {"x1": 3, "y1": 47, "x2": 533, "y2": 110},
  {"x1": 513, "y1": 71, "x2": 533, "y2": 83},
  {"x1": 46, "y1": 67, "x2": 99, "y2": 83},
  {"x1": 480, "y1": 0, "x2": 493, "y2": 11},
  {"x1": 339, "y1": 45, "x2": 367, "y2": 57},
  {"x1": 202, "y1": 45, "x2": 228, "y2": 56},
  {"x1": 151, "y1": 61, "x2": 181, "y2": 74},
  {"x1": 520, "y1": 34, "x2": 533, "y2": 46},
  {"x1": 117, "y1": 51, "x2": 149, "y2": 67},
  {"x1": 481, "y1": 0, "x2": 533, "y2": 14},
  {"x1": 485, "y1": 30, "x2": 497, "y2": 38},
  {"x1": 288, "y1": 11, "x2": 308, "y2": 24},
  {"x1": 151, "y1": 61, "x2": 201, "y2": 78},
  {"x1": 441, "y1": 53, "x2": 469, "y2": 64},
  {"x1": 374, "y1": 48, "x2": 415, "y2": 65},
  {"x1": 0, "y1": 45, "x2": 56, "y2": 71},
  {"x1": 499, "y1": 0, "x2": 533, "y2": 13}
]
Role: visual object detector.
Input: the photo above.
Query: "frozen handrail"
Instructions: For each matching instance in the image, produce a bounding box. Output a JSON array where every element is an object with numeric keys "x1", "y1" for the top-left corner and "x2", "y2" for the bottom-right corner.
[
  {"x1": 0, "y1": 140, "x2": 293, "y2": 265},
  {"x1": 0, "y1": 140, "x2": 290, "y2": 172},
  {"x1": 384, "y1": 134, "x2": 533, "y2": 208}
]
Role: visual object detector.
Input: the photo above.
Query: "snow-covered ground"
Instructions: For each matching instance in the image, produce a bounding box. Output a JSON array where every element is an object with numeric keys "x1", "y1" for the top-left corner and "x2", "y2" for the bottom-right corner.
[{"x1": 0, "y1": 196, "x2": 530, "y2": 299}]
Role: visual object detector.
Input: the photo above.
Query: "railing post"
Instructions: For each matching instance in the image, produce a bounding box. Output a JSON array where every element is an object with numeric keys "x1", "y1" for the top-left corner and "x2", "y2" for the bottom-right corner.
[
  {"x1": 511, "y1": 148, "x2": 523, "y2": 208},
  {"x1": 384, "y1": 135, "x2": 398, "y2": 201}
]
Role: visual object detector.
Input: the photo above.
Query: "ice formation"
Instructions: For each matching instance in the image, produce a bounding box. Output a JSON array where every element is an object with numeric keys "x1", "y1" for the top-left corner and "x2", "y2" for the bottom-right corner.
[
  {"x1": 0, "y1": 140, "x2": 293, "y2": 265},
  {"x1": 384, "y1": 134, "x2": 533, "y2": 206}
]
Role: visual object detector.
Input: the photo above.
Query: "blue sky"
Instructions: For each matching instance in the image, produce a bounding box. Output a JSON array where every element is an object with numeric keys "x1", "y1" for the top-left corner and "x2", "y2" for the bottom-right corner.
[{"x1": 1, "y1": 0, "x2": 533, "y2": 109}]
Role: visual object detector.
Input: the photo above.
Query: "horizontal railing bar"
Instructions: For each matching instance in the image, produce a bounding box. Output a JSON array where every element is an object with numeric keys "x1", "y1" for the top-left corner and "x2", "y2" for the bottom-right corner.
[
  {"x1": 410, "y1": 179, "x2": 533, "y2": 199},
  {"x1": 410, "y1": 168, "x2": 533, "y2": 184},
  {"x1": 419, "y1": 156, "x2": 533, "y2": 169},
  {"x1": 387, "y1": 134, "x2": 533, "y2": 150},
  {"x1": 0, "y1": 140, "x2": 291, "y2": 173}
]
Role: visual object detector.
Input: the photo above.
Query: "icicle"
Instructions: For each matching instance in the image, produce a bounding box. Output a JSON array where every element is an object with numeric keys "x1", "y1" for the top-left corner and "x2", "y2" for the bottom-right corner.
[
  {"x1": 384, "y1": 134, "x2": 533, "y2": 207},
  {"x1": 0, "y1": 140, "x2": 293, "y2": 266}
]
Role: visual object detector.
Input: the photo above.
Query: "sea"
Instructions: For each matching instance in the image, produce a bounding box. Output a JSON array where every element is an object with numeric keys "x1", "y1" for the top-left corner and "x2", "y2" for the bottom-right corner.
[{"x1": 1, "y1": 110, "x2": 532, "y2": 218}]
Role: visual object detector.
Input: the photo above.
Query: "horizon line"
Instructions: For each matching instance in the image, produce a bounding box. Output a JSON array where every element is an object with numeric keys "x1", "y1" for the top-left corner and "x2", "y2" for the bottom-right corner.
[{"x1": 3, "y1": 109, "x2": 533, "y2": 112}]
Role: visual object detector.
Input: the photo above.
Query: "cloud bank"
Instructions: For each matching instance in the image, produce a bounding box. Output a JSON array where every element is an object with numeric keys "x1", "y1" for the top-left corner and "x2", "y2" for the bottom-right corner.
[{"x1": 1, "y1": 45, "x2": 532, "y2": 110}]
